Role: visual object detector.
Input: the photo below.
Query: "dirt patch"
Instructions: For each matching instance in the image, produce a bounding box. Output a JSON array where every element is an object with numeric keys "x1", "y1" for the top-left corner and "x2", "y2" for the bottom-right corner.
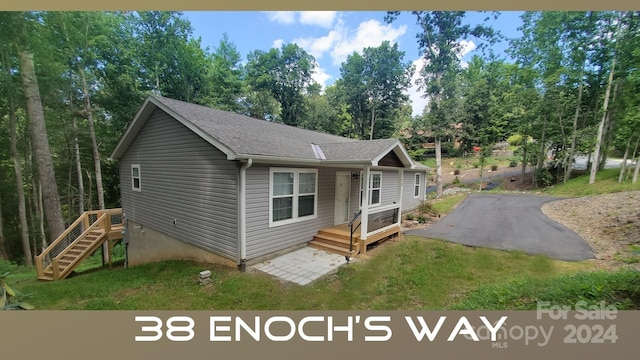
[
  {"x1": 501, "y1": 172, "x2": 535, "y2": 192},
  {"x1": 541, "y1": 190, "x2": 640, "y2": 270}
]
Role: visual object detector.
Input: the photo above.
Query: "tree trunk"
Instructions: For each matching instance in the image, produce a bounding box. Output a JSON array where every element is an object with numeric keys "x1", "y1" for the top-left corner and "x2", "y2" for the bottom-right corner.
[
  {"x1": 73, "y1": 119, "x2": 85, "y2": 214},
  {"x1": 79, "y1": 67, "x2": 105, "y2": 210},
  {"x1": 17, "y1": 48, "x2": 66, "y2": 243},
  {"x1": 565, "y1": 67, "x2": 584, "y2": 183},
  {"x1": 0, "y1": 191, "x2": 8, "y2": 260},
  {"x1": 589, "y1": 60, "x2": 615, "y2": 183},
  {"x1": 590, "y1": 19, "x2": 619, "y2": 184},
  {"x1": 4, "y1": 49, "x2": 33, "y2": 266},
  {"x1": 633, "y1": 152, "x2": 640, "y2": 184},
  {"x1": 533, "y1": 114, "x2": 548, "y2": 186},
  {"x1": 628, "y1": 136, "x2": 640, "y2": 182},
  {"x1": 435, "y1": 137, "x2": 443, "y2": 198},
  {"x1": 37, "y1": 181, "x2": 48, "y2": 253},
  {"x1": 369, "y1": 106, "x2": 376, "y2": 140},
  {"x1": 521, "y1": 126, "x2": 529, "y2": 183},
  {"x1": 618, "y1": 136, "x2": 632, "y2": 183},
  {"x1": 599, "y1": 80, "x2": 620, "y2": 171}
]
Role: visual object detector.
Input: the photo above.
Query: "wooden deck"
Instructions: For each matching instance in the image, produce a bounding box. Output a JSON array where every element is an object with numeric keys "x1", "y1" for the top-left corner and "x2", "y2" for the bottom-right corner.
[{"x1": 309, "y1": 223, "x2": 401, "y2": 258}]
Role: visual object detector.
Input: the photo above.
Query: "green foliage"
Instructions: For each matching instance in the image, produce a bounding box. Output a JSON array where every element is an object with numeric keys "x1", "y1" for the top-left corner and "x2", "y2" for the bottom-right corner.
[
  {"x1": 544, "y1": 168, "x2": 640, "y2": 197},
  {"x1": 507, "y1": 134, "x2": 523, "y2": 147},
  {"x1": 417, "y1": 200, "x2": 440, "y2": 217},
  {"x1": 245, "y1": 42, "x2": 317, "y2": 126},
  {"x1": 535, "y1": 167, "x2": 554, "y2": 187},
  {"x1": 17, "y1": 237, "x2": 582, "y2": 310},
  {"x1": 453, "y1": 270, "x2": 640, "y2": 310},
  {"x1": 404, "y1": 213, "x2": 414, "y2": 221},
  {"x1": 432, "y1": 193, "x2": 466, "y2": 214},
  {"x1": 416, "y1": 215, "x2": 427, "y2": 224},
  {"x1": 1, "y1": 272, "x2": 34, "y2": 310},
  {"x1": 336, "y1": 41, "x2": 413, "y2": 140}
]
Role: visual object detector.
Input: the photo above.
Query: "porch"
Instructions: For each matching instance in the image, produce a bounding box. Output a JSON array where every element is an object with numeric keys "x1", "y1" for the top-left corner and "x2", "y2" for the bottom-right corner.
[{"x1": 309, "y1": 203, "x2": 402, "y2": 259}]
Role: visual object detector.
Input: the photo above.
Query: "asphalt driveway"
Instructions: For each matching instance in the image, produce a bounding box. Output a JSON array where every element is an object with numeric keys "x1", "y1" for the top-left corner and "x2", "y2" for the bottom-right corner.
[{"x1": 405, "y1": 194, "x2": 594, "y2": 261}]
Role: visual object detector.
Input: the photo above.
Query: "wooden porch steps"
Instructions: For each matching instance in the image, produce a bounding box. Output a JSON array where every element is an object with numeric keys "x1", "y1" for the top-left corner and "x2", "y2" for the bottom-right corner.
[
  {"x1": 309, "y1": 225, "x2": 361, "y2": 258},
  {"x1": 309, "y1": 224, "x2": 402, "y2": 258}
]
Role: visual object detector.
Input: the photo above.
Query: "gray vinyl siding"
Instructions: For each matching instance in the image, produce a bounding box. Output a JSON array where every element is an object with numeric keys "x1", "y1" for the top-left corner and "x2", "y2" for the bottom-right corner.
[
  {"x1": 120, "y1": 108, "x2": 239, "y2": 260},
  {"x1": 402, "y1": 170, "x2": 427, "y2": 212},
  {"x1": 245, "y1": 165, "x2": 339, "y2": 259},
  {"x1": 380, "y1": 171, "x2": 399, "y2": 206},
  {"x1": 348, "y1": 170, "x2": 403, "y2": 215}
]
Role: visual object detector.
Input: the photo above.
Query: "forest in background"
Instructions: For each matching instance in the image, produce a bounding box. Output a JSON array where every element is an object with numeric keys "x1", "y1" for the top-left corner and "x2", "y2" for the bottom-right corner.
[{"x1": 1, "y1": 11, "x2": 639, "y2": 264}]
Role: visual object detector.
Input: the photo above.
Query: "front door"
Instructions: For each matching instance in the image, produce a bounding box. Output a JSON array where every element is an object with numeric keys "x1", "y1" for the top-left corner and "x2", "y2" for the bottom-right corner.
[{"x1": 334, "y1": 172, "x2": 351, "y2": 224}]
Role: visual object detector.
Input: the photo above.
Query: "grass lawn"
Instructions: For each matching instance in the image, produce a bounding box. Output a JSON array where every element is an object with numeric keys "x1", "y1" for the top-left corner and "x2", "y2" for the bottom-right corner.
[
  {"x1": 432, "y1": 193, "x2": 467, "y2": 214},
  {"x1": 6, "y1": 237, "x2": 594, "y2": 310},
  {"x1": 543, "y1": 168, "x2": 640, "y2": 197}
]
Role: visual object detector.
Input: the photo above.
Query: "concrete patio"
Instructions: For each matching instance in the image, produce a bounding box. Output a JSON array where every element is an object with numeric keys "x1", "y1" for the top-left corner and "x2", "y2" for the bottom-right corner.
[{"x1": 251, "y1": 247, "x2": 349, "y2": 285}]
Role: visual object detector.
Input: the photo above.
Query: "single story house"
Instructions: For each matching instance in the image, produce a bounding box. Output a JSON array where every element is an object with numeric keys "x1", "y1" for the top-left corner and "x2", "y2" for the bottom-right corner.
[{"x1": 110, "y1": 95, "x2": 430, "y2": 269}]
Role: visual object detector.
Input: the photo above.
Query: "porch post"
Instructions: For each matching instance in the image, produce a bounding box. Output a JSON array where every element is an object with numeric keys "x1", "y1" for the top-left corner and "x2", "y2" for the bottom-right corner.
[
  {"x1": 397, "y1": 169, "x2": 403, "y2": 225},
  {"x1": 360, "y1": 165, "x2": 370, "y2": 240}
]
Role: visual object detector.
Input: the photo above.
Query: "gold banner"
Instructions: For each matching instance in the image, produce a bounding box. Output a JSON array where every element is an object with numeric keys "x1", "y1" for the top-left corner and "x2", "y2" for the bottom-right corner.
[{"x1": 1, "y1": 310, "x2": 636, "y2": 359}]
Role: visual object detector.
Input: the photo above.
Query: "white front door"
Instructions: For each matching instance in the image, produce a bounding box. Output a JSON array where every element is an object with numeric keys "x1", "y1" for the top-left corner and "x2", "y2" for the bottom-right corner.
[{"x1": 334, "y1": 172, "x2": 351, "y2": 224}]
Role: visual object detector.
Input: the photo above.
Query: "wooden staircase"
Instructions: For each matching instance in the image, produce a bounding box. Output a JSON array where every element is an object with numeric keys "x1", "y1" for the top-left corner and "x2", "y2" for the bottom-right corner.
[
  {"x1": 309, "y1": 225, "x2": 361, "y2": 258},
  {"x1": 309, "y1": 223, "x2": 402, "y2": 259},
  {"x1": 36, "y1": 209, "x2": 124, "y2": 281}
]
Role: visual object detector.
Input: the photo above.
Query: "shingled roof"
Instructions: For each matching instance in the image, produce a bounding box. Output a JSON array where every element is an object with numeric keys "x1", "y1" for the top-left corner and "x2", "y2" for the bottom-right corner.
[{"x1": 110, "y1": 95, "x2": 420, "y2": 168}]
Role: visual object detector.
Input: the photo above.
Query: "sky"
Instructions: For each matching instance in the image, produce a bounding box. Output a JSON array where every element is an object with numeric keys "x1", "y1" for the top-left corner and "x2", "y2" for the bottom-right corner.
[{"x1": 184, "y1": 11, "x2": 525, "y2": 117}]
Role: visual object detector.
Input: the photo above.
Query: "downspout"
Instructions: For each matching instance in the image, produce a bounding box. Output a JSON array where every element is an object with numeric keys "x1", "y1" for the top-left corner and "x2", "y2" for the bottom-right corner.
[{"x1": 238, "y1": 158, "x2": 253, "y2": 271}]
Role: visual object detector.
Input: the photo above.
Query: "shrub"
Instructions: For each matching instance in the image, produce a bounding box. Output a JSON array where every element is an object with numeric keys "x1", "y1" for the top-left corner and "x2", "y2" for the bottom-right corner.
[
  {"x1": 453, "y1": 169, "x2": 460, "y2": 175},
  {"x1": 535, "y1": 168, "x2": 554, "y2": 187},
  {"x1": 452, "y1": 176, "x2": 461, "y2": 185},
  {"x1": 507, "y1": 134, "x2": 523, "y2": 147},
  {"x1": 405, "y1": 213, "x2": 414, "y2": 221},
  {"x1": 491, "y1": 165, "x2": 498, "y2": 171},
  {"x1": 417, "y1": 200, "x2": 440, "y2": 217},
  {"x1": 509, "y1": 160, "x2": 518, "y2": 167},
  {"x1": 417, "y1": 215, "x2": 427, "y2": 224}
]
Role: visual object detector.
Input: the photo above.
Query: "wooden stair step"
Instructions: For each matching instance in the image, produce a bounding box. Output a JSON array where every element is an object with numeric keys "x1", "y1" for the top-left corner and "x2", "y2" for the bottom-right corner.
[
  {"x1": 317, "y1": 229, "x2": 359, "y2": 240},
  {"x1": 309, "y1": 240, "x2": 359, "y2": 257},
  {"x1": 312, "y1": 233, "x2": 358, "y2": 247}
]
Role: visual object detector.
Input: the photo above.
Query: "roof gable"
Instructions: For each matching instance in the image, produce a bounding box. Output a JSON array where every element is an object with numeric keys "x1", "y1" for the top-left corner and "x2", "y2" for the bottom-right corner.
[{"x1": 110, "y1": 95, "x2": 418, "y2": 168}]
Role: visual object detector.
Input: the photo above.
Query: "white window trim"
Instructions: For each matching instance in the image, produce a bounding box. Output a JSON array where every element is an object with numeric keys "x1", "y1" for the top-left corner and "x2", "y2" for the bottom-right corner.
[
  {"x1": 359, "y1": 171, "x2": 382, "y2": 208},
  {"x1": 269, "y1": 168, "x2": 318, "y2": 228},
  {"x1": 131, "y1": 164, "x2": 141, "y2": 192},
  {"x1": 414, "y1": 173, "x2": 421, "y2": 198}
]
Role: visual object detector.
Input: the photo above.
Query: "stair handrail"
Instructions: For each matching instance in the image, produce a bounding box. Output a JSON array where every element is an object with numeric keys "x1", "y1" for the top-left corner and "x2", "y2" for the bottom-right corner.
[
  {"x1": 35, "y1": 212, "x2": 89, "y2": 278},
  {"x1": 53, "y1": 213, "x2": 108, "y2": 280},
  {"x1": 347, "y1": 210, "x2": 362, "y2": 261}
]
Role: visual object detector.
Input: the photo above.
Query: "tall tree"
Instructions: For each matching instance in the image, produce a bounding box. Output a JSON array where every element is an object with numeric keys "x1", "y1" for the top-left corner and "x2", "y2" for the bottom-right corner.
[
  {"x1": 11, "y1": 12, "x2": 65, "y2": 254},
  {"x1": 207, "y1": 33, "x2": 244, "y2": 112},
  {"x1": 361, "y1": 41, "x2": 413, "y2": 140},
  {"x1": 338, "y1": 41, "x2": 413, "y2": 140},
  {"x1": 590, "y1": 13, "x2": 622, "y2": 184},
  {"x1": 245, "y1": 43, "x2": 317, "y2": 126},
  {"x1": 386, "y1": 11, "x2": 497, "y2": 198},
  {"x1": 337, "y1": 53, "x2": 368, "y2": 138}
]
